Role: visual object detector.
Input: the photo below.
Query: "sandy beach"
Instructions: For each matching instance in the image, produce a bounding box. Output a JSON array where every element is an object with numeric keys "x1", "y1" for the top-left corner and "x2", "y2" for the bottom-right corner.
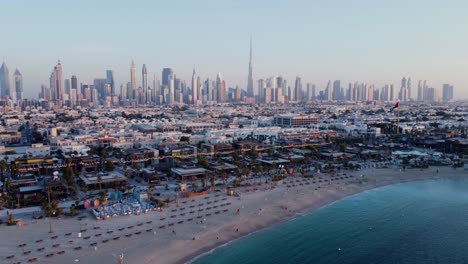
[{"x1": 1, "y1": 166, "x2": 467, "y2": 264}]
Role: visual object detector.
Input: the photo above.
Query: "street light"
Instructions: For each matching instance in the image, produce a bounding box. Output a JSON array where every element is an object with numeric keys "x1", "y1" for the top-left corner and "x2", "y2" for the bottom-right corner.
[{"x1": 49, "y1": 211, "x2": 56, "y2": 233}]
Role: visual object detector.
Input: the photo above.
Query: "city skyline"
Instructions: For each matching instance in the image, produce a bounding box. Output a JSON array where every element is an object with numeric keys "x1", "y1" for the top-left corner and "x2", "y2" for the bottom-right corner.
[
  {"x1": 2, "y1": 0, "x2": 468, "y2": 99},
  {"x1": 0, "y1": 58, "x2": 457, "y2": 106}
]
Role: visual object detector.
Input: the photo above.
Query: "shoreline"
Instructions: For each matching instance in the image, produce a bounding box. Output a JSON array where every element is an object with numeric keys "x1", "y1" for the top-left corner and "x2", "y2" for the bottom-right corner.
[
  {"x1": 180, "y1": 167, "x2": 468, "y2": 264},
  {"x1": 1, "y1": 166, "x2": 467, "y2": 264}
]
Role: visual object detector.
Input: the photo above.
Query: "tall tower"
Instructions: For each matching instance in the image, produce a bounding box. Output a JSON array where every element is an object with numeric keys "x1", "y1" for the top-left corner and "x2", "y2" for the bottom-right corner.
[
  {"x1": 0, "y1": 62, "x2": 11, "y2": 99},
  {"x1": 142, "y1": 64, "x2": 148, "y2": 104},
  {"x1": 53, "y1": 60, "x2": 63, "y2": 103},
  {"x1": 407, "y1": 77, "x2": 411, "y2": 100},
  {"x1": 191, "y1": 69, "x2": 197, "y2": 104},
  {"x1": 216, "y1": 73, "x2": 226, "y2": 103},
  {"x1": 14, "y1": 68, "x2": 23, "y2": 102},
  {"x1": 106, "y1": 70, "x2": 115, "y2": 96},
  {"x1": 247, "y1": 37, "x2": 254, "y2": 98},
  {"x1": 130, "y1": 60, "x2": 136, "y2": 93}
]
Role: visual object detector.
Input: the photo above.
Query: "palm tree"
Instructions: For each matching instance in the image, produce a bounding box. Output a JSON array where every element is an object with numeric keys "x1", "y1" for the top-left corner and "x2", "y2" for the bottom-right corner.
[
  {"x1": 221, "y1": 171, "x2": 228, "y2": 186},
  {"x1": 7, "y1": 214, "x2": 15, "y2": 225},
  {"x1": 97, "y1": 175, "x2": 103, "y2": 190},
  {"x1": 0, "y1": 159, "x2": 7, "y2": 180},
  {"x1": 210, "y1": 176, "x2": 216, "y2": 191},
  {"x1": 41, "y1": 200, "x2": 62, "y2": 217},
  {"x1": 45, "y1": 186, "x2": 52, "y2": 205},
  {"x1": 100, "y1": 191, "x2": 108, "y2": 220},
  {"x1": 0, "y1": 193, "x2": 8, "y2": 209}
]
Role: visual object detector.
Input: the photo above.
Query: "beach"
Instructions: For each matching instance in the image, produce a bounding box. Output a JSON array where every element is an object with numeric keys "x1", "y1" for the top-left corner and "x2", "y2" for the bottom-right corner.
[{"x1": 1, "y1": 166, "x2": 466, "y2": 264}]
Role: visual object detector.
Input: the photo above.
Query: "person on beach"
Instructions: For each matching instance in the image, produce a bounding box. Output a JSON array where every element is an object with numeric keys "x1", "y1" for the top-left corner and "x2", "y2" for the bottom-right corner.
[{"x1": 237, "y1": 208, "x2": 240, "y2": 215}]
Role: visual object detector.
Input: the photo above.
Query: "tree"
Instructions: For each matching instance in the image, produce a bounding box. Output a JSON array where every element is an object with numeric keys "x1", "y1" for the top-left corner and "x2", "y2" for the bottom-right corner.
[
  {"x1": 70, "y1": 205, "x2": 77, "y2": 217},
  {"x1": 201, "y1": 177, "x2": 206, "y2": 188},
  {"x1": 340, "y1": 142, "x2": 347, "y2": 152},
  {"x1": 180, "y1": 136, "x2": 190, "y2": 143},
  {"x1": 45, "y1": 187, "x2": 52, "y2": 205},
  {"x1": 198, "y1": 156, "x2": 210, "y2": 169},
  {"x1": 0, "y1": 193, "x2": 8, "y2": 209},
  {"x1": 41, "y1": 200, "x2": 63, "y2": 217},
  {"x1": 7, "y1": 214, "x2": 15, "y2": 225},
  {"x1": 105, "y1": 160, "x2": 115, "y2": 172},
  {"x1": 210, "y1": 176, "x2": 216, "y2": 190},
  {"x1": 0, "y1": 159, "x2": 7, "y2": 180},
  {"x1": 97, "y1": 175, "x2": 103, "y2": 190},
  {"x1": 100, "y1": 191, "x2": 108, "y2": 220},
  {"x1": 63, "y1": 165, "x2": 74, "y2": 185}
]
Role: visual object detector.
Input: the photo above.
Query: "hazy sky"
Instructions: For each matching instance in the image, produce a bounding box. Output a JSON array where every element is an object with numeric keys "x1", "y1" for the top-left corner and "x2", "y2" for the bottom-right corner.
[{"x1": 2, "y1": 0, "x2": 468, "y2": 98}]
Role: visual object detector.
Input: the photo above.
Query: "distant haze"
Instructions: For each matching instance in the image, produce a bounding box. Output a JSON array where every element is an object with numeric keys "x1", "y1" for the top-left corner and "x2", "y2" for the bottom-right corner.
[{"x1": 2, "y1": 0, "x2": 467, "y2": 99}]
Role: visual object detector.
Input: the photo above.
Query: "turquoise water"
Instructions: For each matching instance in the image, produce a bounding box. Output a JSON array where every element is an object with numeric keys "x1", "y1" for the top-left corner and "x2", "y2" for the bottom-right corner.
[{"x1": 193, "y1": 179, "x2": 468, "y2": 264}]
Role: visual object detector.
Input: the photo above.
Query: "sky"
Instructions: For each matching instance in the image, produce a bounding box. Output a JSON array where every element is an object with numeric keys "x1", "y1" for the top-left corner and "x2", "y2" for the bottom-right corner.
[{"x1": 2, "y1": 0, "x2": 468, "y2": 99}]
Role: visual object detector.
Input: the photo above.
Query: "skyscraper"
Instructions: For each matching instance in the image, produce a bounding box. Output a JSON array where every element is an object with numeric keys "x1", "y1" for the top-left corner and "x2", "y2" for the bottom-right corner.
[
  {"x1": 106, "y1": 70, "x2": 115, "y2": 96},
  {"x1": 390, "y1": 84, "x2": 395, "y2": 101},
  {"x1": 332, "y1": 80, "x2": 341, "y2": 100},
  {"x1": 399, "y1": 77, "x2": 407, "y2": 101},
  {"x1": 0, "y1": 62, "x2": 11, "y2": 99},
  {"x1": 442, "y1": 84, "x2": 454, "y2": 101},
  {"x1": 407, "y1": 77, "x2": 412, "y2": 100},
  {"x1": 216, "y1": 73, "x2": 226, "y2": 103},
  {"x1": 51, "y1": 60, "x2": 63, "y2": 103},
  {"x1": 130, "y1": 60, "x2": 137, "y2": 92},
  {"x1": 417, "y1": 80, "x2": 423, "y2": 101},
  {"x1": 162, "y1": 68, "x2": 175, "y2": 104},
  {"x1": 191, "y1": 69, "x2": 197, "y2": 104},
  {"x1": 162, "y1": 68, "x2": 174, "y2": 86},
  {"x1": 71, "y1": 75, "x2": 78, "y2": 92},
  {"x1": 294, "y1": 77, "x2": 302, "y2": 101},
  {"x1": 14, "y1": 68, "x2": 23, "y2": 102},
  {"x1": 326, "y1": 80, "x2": 332, "y2": 101},
  {"x1": 247, "y1": 37, "x2": 254, "y2": 98},
  {"x1": 142, "y1": 64, "x2": 148, "y2": 104}
]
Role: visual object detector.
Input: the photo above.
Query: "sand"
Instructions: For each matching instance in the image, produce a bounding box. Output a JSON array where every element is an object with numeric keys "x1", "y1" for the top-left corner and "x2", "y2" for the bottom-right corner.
[{"x1": 0, "y1": 166, "x2": 466, "y2": 264}]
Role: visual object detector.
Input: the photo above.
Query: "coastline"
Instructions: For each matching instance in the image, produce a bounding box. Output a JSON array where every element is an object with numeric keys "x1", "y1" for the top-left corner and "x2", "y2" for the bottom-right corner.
[
  {"x1": 179, "y1": 166, "x2": 468, "y2": 264},
  {"x1": 1, "y1": 166, "x2": 467, "y2": 264}
]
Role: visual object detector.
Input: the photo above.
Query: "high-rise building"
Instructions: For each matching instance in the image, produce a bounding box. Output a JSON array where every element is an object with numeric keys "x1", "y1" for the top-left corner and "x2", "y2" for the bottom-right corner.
[
  {"x1": 130, "y1": 60, "x2": 137, "y2": 92},
  {"x1": 399, "y1": 77, "x2": 407, "y2": 101},
  {"x1": 106, "y1": 70, "x2": 115, "y2": 96},
  {"x1": 325, "y1": 81, "x2": 332, "y2": 101},
  {"x1": 332, "y1": 80, "x2": 341, "y2": 100},
  {"x1": 294, "y1": 77, "x2": 302, "y2": 101},
  {"x1": 390, "y1": 84, "x2": 395, "y2": 101},
  {"x1": 51, "y1": 60, "x2": 63, "y2": 103},
  {"x1": 0, "y1": 62, "x2": 11, "y2": 99},
  {"x1": 64, "y1": 79, "x2": 71, "y2": 96},
  {"x1": 407, "y1": 77, "x2": 412, "y2": 100},
  {"x1": 71, "y1": 75, "x2": 78, "y2": 94},
  {"x1": 442, "y1": 84, "x2": 454, "y2": 101},
  {"x1": 257, "y1": 79, "x2": 266, "y2": 103},
  {"x1": 246, "y1": 37, "x2": 254, "y2": 98},
  {"x1": 312, "y1": 84, "x2": 316, "y2": 101},
  {"x1": 191, "y1": 69, "x2": 198, "y2": 104},
  {"x1": 216, "y1": 73, "x2": 226, "y2": 103},
  {"x1": 13, "y1": 68, "x2": 23, "y2": 102},
  {"x1": 235, "y1": 86, "x2": 241, "y2": 102},
  {"x1": 120, "y1": 84, "x2": 127, "y2": 101},
  {"x1": 126, "y1": 82, "x2": 133, "y2": 100},
  {"x1": 162, "y1": 68, "x2": 174, "y2": 86},
  {"x1": 417, "y1": 80, "x2": 423, "y2": 101},
  {"x1": 142, "y1": 64, "x2": 148, "y2": 104},
  {"x1": 306, "y1": 83, "x2": 313, "y2": 101}
]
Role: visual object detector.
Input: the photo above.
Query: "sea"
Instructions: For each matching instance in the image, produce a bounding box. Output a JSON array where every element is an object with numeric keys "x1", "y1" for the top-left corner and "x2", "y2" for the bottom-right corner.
[{"x1": 192, "y1": 178, "x2": 468, "y2": 264}]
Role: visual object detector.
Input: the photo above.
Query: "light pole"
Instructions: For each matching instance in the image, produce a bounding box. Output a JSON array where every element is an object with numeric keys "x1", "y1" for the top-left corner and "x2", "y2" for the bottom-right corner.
[{"x1": 49, "y1": 211, "x2": 56, "y2": 233}]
